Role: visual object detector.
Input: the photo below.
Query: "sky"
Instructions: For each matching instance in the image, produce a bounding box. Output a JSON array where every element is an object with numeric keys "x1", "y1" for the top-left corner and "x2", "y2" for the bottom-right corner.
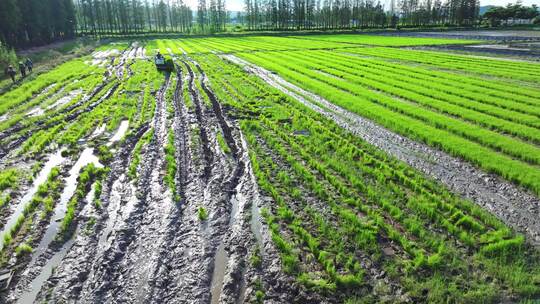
[{"x1": 184, "y1": 0, "x2": 537, "y2": 13}]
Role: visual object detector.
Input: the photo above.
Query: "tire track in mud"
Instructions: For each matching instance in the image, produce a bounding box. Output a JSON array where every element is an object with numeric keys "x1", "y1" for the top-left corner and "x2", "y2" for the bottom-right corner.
[
  {"x1": 191, "y1": 60, "x2": 249, "y2": 303},
  {"x1": 172, "y1": 66, "x2": 190, "y2": 198},
  {"x1": 84, "y1": 72, "x2": 173, "y2": 303},
  {"x1": 133, "y1": 54, "x2": 260, "y2": 303},
  {"x1": 141, "y1": 66, "x2": 192, "y2": 303},
  {"x1": 141, "y1": 58, "x2": 230, "y2": 303},
  {"x1": 222, "y1": 54, "x2": 540, "y2": 247},
  {"x1": 6, "y1": 125, "x2": 149, "y2": 303},
  {"x1": 183, "y1": 60, "x2": 214, "y2": 180},
  {"x1": 182, "y1": 57, "x2": 290, "y2": 304}
]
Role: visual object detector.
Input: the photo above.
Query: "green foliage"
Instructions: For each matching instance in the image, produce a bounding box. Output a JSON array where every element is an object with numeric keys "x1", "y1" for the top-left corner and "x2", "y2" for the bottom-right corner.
[
  {"x1": 216, "y1": 132, "x2": 231, "y2": 154},
  {"x1": 189, "y1": 49, "x2": 540, "y2": 303},
  {"x1": 97, "y1": 146, "x2": 113, "y2": 163},
  {"x1": 198, "y1": 207, "x2": 208, "y2": 221},
  {"x1": 0, "y1": 169, "x2": 18, "y2": 192},
  {"x1": 254, "y1": 290, "x2": 265, "y2": 303},
  {"x1": 15, "y1": 243, "x2": 32, "y2": 257},
  {"x1": 0, "y1": 42, "x2": 17, "y2": 67},
  {"x1": 60, "y1": 163, "x2": 106, "y2": 237},
  {"x1": 129, "y1": 129, "x2": 153, "y2": 180},
  {"x1": 239, "y1": 47, "x2": 540, "y2": 195},
  {"x1": 165, "y1": 131, "x2": 180, "y2": 202},
  {"x1": 1, "y1": 166, "x2": 62, "y2": 252},
  {"x1": 250, "y1": 245, "x2": 262, "y2": 268}
]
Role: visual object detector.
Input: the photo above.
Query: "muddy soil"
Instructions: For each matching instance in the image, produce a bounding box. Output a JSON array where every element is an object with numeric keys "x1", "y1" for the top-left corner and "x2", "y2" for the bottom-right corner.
[
  {"x1": 0, "y1": 47, "x2": 142, "y2": 301},
  {"x1": 0, "y1": 53, "x2": 287, "y2": 304},
  {"x1": 222, "y1": 54, "x2": 540, "y2": 247}
]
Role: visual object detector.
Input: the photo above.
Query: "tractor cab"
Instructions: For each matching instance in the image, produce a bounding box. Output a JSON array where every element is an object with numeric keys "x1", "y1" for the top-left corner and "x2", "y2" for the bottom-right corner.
[{"x1": 154, "y1": 52, "x2": 174, "y2": 71}]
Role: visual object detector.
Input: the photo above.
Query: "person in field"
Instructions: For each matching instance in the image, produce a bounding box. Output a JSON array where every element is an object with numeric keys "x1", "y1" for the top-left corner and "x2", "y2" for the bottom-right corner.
[
  {"x1": 18, "y1": 62, "x2": 26, "y2": 78},
  {"x1": 7, "y1": 66, "x2": 16, "y2": 82},
  {"x1": 156, "y1": 51, "x2": 164, "y2": 60},
  {"x1": 25, "y1": 58, "x2": 33, "y2": 73}
]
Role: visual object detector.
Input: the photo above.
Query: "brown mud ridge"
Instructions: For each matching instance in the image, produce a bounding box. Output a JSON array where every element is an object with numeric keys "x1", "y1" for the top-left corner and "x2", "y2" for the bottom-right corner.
[
  {"x1": 0, "y1": 53, "x2": 305, "y2": 303},
  {"x1": 222, "y1": 54, "x2": 540, "y2": 247}
]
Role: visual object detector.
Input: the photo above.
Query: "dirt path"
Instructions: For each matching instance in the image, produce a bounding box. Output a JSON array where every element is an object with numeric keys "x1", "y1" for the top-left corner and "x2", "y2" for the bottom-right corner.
[{"x1": 222, "y1": 54, "x2": 540, "y2": 247}]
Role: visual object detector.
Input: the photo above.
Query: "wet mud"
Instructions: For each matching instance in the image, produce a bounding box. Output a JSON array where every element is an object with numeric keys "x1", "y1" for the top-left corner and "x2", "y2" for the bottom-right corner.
[{"x1": 0, "y1": 52, "x2": 273, "y2": 304}]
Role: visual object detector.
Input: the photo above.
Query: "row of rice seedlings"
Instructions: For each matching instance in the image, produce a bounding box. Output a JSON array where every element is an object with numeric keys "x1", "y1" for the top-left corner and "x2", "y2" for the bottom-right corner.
[
  {"x1": 60, "y1": 163, "x2": 107, "y2": 238},
  {"x1": 195, "y1": 52, "x2": 540, "y2": 301},
  {"x1": 0, "y1": 167, "x2": 63, "y2": 265},
  {"x1": 128, "y1": 129, "x2": 154, "y2": 181},
  {"x1": 252, "y1": 50, "x2": 540, "y2": 166},
  {"x1": 299, "y1": 50, "x2": 540, "y2": 137},
  {"x1": 237, "y1": 51, "x2": 540, "y2": 195}
]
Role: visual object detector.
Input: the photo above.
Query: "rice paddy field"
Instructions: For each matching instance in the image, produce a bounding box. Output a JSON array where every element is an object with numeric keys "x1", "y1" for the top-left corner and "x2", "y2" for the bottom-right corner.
[{"x1": 0, "y1": 33, "x2": 539, "y2": 303}]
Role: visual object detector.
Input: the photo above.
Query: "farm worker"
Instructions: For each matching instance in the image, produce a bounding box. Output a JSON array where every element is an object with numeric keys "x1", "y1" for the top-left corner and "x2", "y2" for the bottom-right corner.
[
  {"x1": 18, "y1": 62, "x2": 26, "y2": 78},
  {"x1": 156, "y1": 51, "x2": 164, "y2": 59},
  {"x1": 25, "y1": 58, "x2": 33, "y2": 73},
  {"x1": 7, "y1": 66, "x2": 16, "y2": 82}
]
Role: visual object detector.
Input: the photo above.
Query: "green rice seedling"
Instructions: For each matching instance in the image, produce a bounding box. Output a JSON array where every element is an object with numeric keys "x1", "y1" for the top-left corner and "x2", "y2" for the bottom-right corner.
[
  {"x1": 198, "y1": 207, "x2": 208, "y2": 221},
  {"x1": 15, "y1": 243, "x2": 32, "y2": 257},
  {"x1": 60, "y1": 163, "x2": 106, "y2": 237},
  {"x1": 0, "y1": 169, "x2": 18, "y2": 192},
  {"x1": 216, "y1": 132, "x2": 231, "y2": 154},
  {"x1": 165, "y1": 131, "x2": 180, "y2": 202}
]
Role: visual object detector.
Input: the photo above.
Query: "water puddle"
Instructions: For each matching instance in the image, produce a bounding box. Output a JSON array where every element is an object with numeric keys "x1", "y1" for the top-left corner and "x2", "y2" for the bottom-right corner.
[
  {"x1": 0, "y1": 150, "x2": 66, "y2": 251},
  {"x1": 16, "y1": 148, "x2": 103, "y2": 302},
  {"x1": 25, "y1": 88, "x2": 82, "y2": 118},
  {"x1": 210, "y1": 242, "x2": 228, "y2": 304},
  {"x1": 210, "y1": 193, "x2": 245, "y2": 303},
  {"x1": 29, "y1": 148, "x2": 102, "y2": 262},
  {"x1": 90, "y1": 123, "x2": 107, "y2": 139},
  {"x1": 16, "y1": 235, "x2": 75, "y2": 304},
  {"x1": 89, "y1": 49, "x2": 120, "y2": 66},
  {"x1": 98, "y1": 175, "x2": 137, "y2": 250},
  {"x1": 26, "y1": 107, "x2": 45, "y2": 117},
  {"x1": 92, "y1": 49, "x2": 120, "y2": 59},
  {"x1": 107, "y1": 120, "x2": 129, "y2": 146},
  {"x1": 138, "y1": 47, "x2": 147, "y2": 58},
  {"x1": 250, "y1": 200, "x2": 263, "y2": 245},
  {"x1": 80, "y1": 183, "x2": 97, "y2": 218},
  {"x1": 467, "y1": 44, "x2": 531, "y2": 51},
  {"x1": 46, "y1": 89, "x2": 83, "y2": 110}
]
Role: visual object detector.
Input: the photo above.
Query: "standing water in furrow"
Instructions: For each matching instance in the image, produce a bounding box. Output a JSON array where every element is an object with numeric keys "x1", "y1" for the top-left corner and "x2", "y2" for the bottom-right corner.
[
  {"x1": 0, "y1": 150, "x2": 66, "y2": 251},
  {"x1": 15, "y1": 148, "x2": 102, "y2": 303}
]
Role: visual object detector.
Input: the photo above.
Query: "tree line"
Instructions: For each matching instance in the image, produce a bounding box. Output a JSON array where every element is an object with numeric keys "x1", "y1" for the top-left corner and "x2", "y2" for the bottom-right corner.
[
  {"x1": 243, "y1": 0, "x2": 485, "y2": 30},
  {"x1": 74, "y1": 0, "x2": 231, "y2": 35},
  {"x1": 1, "y1": 0, "x2": 538, "y2": 50},
  {"x1": 483, "y1": 3, "x2": 539, "y2": 26},
  {"x1": 75, "y1": 1, "x2": 195, "y2": 35},
  {"x1": 0, "y1": 0, "x2": 76, "y2": 48}
]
